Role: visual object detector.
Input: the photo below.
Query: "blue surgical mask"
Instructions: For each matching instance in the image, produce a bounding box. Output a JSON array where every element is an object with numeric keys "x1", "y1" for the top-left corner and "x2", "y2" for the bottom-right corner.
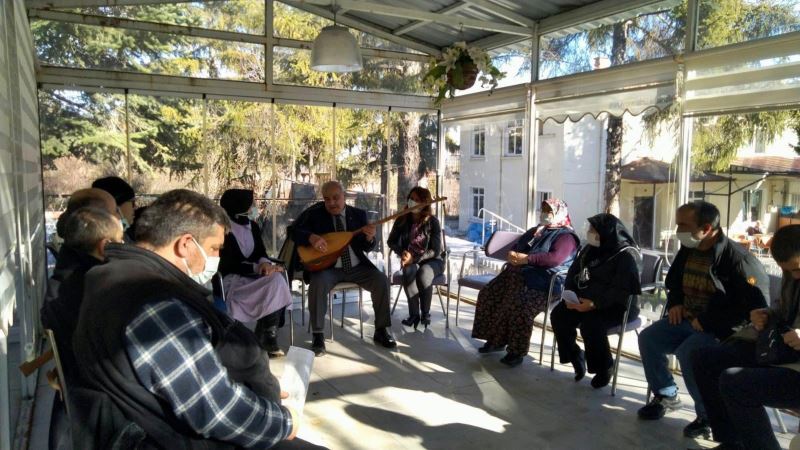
[{"x1": 183, "y1": 236, "x2": 220, "y2": 286}]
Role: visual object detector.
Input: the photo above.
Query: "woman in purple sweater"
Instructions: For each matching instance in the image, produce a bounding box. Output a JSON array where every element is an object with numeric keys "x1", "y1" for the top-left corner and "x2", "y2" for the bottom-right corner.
[{"x1": 471, "y1": 198, "x2": 580, "y2": 367}]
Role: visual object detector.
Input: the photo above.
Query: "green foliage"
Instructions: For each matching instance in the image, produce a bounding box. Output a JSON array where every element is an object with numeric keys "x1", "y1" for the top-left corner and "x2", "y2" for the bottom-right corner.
[{"x1": 36, "y1": 3, "x2": 437, "y2": 199}]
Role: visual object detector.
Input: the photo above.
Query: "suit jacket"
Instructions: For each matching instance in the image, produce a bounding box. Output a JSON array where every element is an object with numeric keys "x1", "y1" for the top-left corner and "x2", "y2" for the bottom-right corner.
[{"x1": 292, "y1": 202, "x2": 377, "y2": 270}]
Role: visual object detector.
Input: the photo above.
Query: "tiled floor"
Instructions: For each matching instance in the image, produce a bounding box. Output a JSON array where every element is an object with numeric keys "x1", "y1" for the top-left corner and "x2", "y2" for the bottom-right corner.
[
  {"x1": 271, "y1": 291, "x2": 798, "y2": 450},
  {"x1": 22, "y1": 289, "x2": 798, "y2": 449}
]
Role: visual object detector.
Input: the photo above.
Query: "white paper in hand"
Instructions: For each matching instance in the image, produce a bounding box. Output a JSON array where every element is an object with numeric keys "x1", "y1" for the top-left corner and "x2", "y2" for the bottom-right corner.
[
  {"x1": 561, "y1": 290, "x2": 580, "y2": 305},
  {"x1": 280, "y1": 346, "x2": 314, "y2": 418}
]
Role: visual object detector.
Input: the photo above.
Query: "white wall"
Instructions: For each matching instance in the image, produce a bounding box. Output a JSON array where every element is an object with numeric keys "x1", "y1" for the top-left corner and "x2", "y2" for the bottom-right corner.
[
  {"x1": 0, "y1": 1, "x2": 45, "y2": 447},
  {"x1": 458, "y1": 112, "x2": 527, "y2": 231}
]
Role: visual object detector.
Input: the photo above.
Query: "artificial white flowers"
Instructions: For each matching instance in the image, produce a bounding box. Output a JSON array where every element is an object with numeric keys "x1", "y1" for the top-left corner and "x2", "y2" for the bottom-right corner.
[{"x1": 423, "y1": 41, "x2": 504, "y2": 106}]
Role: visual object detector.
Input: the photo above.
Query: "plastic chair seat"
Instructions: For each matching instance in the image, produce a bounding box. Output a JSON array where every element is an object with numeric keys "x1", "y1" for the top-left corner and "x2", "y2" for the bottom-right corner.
[
  {"x1": 457, "y1": 274, "x2": 496, "y2": 290},
  {"x1": 391, "y1": 270, "x2": 448, "y2": 286}
]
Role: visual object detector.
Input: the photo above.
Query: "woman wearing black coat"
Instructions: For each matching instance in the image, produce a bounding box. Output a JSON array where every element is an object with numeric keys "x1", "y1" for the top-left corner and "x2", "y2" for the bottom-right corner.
[
  {"x1": 550, "y1": 213, "x2": 642, "y2": 388},
  {"x1": 387, "y1": 187, "x2": 444, "y2": 330}
]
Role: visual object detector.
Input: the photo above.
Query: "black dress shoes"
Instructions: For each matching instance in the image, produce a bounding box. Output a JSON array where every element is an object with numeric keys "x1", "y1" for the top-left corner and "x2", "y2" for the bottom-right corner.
[
  {"x1": 311, "y1": 332, "x2": 326, "y2": 357},
  {"x1": 373, "y1": 327, "x2": 397, "y2": 348}
]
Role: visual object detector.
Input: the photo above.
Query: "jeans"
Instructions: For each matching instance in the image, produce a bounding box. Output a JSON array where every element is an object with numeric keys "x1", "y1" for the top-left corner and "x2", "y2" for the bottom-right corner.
[
  {"x1": 692, "y1": 340, "x2": 800, "y2": 450},
  {"x1": 638, "y1": 318, "x2": 719, "y2": 417},
  {"x1": 401, "y1": 259, "x2": 444, "y2": 318}
]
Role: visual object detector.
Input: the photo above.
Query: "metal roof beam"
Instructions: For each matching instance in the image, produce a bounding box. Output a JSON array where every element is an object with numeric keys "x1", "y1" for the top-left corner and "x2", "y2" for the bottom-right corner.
[
  {"x1": 300, "y1": 0, "x2": 534, "y2": 36},
  {"x1": 36, "y1": 65, "x2": 436, "y2": 110},
  {"x1": 461, "y1": 0, "x2": 535, "y2": 28},
  {"x1": 274, "y1": 37, "x2": 430, "y2": 61},
  {"x1": 26, "y1": 0, "x2": 194, "y2": 7},
  {"x1": 28, "y1": 9, "x2": 269, "y2": 44},
  {"x1": 280, "y1": 0, "x2": 441, "y2": 56},
  {"x1": 392, "y1": 1, "x2": 469, "y2": 37},
  {"x1": 539, "y1": 0, "x2": 682, "y2": 36}
]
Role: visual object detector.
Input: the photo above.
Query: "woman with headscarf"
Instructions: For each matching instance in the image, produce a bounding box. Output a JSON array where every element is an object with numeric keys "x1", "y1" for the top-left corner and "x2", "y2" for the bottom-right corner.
[
  {"x1": 550, "y1": 213, "x2": 642, "y2": 388},
  {"x1": 471, "y1": 198, "x2": 580, "y2": 367},
  {"x1": 387, "y1": 186, "x2": 444, "y2": 330},
  {"x1": 219, "y1": 189, "x2": 292, "y2": 357}
]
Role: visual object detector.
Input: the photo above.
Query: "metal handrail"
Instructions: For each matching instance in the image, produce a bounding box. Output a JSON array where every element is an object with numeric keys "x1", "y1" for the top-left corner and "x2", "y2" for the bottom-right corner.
[{"x1": 479, "y1": 208, "x2": 526, "y2": 245}]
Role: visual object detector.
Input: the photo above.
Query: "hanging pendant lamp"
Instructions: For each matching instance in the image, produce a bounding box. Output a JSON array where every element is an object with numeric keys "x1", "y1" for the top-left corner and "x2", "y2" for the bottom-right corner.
[{"x1": 311, "y1": 6, "x2": 362, "y2": 72}]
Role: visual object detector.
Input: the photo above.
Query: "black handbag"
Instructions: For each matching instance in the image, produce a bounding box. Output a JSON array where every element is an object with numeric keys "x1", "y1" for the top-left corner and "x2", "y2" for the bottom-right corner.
[{"x1": 756, "y1": 321, "x2": 800, "y2": 365}]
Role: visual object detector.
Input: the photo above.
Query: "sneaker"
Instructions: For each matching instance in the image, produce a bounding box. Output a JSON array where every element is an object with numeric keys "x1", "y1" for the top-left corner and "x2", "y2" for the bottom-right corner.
[
  {"x1": 637, "y1": 394, "x2": 682, "y2": 420},
  {"x1": 311, "y1": 333, "x2": 326, "y2": 357},
  {"x1": 683, "y1": 417, "x2": 712, "y2": 439}
]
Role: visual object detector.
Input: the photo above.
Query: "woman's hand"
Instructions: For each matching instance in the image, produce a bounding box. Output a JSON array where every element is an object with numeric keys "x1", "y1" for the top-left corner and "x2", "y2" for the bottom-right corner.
[
  {"x1": 783, "y1": 329, "x2": 800, "y2": 351},
  {"x1": 257, "y1": 263, "x2": 283, "y2": 276},
  {"x1": 507, "y1": 251, "x2": 527, "y2": 266},
  {"x1": 566, "y1": 298, "x2": 594, "y2": 312},
  {"x1": 750, "y1": 308, "x2": 769, "y2": 331},
  {"x1": 400, "y1": 251, "x2": 412, "y2": 267}
]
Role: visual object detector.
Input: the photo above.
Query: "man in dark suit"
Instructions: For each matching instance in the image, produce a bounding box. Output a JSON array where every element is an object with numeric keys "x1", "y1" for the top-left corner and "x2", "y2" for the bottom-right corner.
[{"x1": 293, "y1": 181, "x2": 396, "y2": 356}]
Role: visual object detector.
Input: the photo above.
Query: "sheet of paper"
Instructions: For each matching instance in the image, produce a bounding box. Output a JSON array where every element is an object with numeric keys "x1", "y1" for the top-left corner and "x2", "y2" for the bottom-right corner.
[
  {"x1": 561, "y1": 289, "x2": 580, "y2": 305},
  {"x1": 279, "y1": 346, "x2": 314, "y2": 418}
]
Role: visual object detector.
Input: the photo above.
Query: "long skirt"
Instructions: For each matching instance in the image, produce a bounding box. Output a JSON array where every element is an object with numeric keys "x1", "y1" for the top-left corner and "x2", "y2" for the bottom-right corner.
[
  {"x1": 471, "y1": 267, "x2": 551, "y2": 355},
  {"x1": 223, "y1": 272, "x2": 292, "y2": 323}
]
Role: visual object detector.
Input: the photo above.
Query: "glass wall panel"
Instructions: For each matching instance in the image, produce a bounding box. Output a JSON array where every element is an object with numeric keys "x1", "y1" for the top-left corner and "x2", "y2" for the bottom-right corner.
[
  {"x1": 273, "y1": 46, "x2": 426, "y2": 95},
  {"x1": 61, "y1": 0, "x2": 266, "y2": 35},
  {"x1": 32, "y1": 20, "x2": 265, "y2": 81},
  {"x1": 538, "y1": 0, "x2": 685, "y2": 79},
  {"x1": 688, "y1": 108, "x2": 800, "y2": 278},
  {"x1": 40, "y1": 89, "x2": 127, "y2": 212},
  {"x1": 696, "y1": 0, "x2": 800, "y2": 49},
  {"x1": 273, "y1": 3, "x2": 423, "y2": 54}
]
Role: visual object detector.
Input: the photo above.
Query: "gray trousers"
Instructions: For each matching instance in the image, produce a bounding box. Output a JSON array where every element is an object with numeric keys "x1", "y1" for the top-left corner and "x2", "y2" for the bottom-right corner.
[
  {"x1": 308, "y1": 264, "x2": 391, "y2": 333},
  {"x1": 401, "y1": 259, "x2": 444, "y2": 318}
]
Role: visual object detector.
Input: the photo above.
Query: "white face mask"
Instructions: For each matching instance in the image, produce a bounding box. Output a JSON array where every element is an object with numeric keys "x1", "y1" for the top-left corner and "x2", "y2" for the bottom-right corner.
[
  {"x1": 540, "y1": 213, "x2": 553, "y2": 226},
  {"x1": 407, "y1": 199, "x2": 418, "y2": 209},
  {"x1": 238, "y1": 206, "x2": 259, "y2": 222},
  {"x1": 676, "y1": 231, "x2": 702, "y2": 249},
  {"x1": 183, "y1": 236, "x2": 220, "y2": 285},
  {"x1": 586, "y1": 231, "x2": 601, "y2": 247},
  {"x1": 117, "y1": 207, "x2": 130, "y2": 232}
]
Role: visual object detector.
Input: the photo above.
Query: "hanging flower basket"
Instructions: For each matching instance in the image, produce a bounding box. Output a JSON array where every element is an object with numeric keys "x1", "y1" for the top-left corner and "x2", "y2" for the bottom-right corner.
[{"x1": 423, "y1": 42, "x2": 505, "y2": 106}]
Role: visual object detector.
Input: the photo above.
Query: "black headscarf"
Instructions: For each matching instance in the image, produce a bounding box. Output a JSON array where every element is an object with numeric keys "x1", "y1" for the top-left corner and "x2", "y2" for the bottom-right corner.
[
  {"x1": 587, "y1": 213, "x2": 638, "y2": 257},
  {"x1": 220, "y1": 189, "x2": 254, "y2": 225},
  {"x1": 92, "y1": 176, "x2": 135, "y2": 205}
]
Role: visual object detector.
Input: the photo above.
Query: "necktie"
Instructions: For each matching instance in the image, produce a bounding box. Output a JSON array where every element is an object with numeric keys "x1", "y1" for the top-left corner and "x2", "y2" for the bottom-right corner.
[{"x1": 335, "y1": 215, "x2": 352, "y2": 271}]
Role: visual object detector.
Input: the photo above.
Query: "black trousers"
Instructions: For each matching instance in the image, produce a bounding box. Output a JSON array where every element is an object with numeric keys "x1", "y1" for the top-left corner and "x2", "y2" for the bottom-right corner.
[
  {"x1": 550, "y1": 302, "x2": 630, "y2": 374},
  {"x1": 692, "y1": 339, "x2": 800, "y2": 450}
]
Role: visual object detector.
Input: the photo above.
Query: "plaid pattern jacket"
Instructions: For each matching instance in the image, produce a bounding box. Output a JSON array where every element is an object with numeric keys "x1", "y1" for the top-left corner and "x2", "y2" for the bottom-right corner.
[{"x1": 124, "y1": 299, "x2": 293, "y2": 448}]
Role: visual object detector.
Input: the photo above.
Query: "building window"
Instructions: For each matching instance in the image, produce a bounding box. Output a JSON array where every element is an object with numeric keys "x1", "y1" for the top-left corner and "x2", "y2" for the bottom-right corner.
[
  {"x1": 505, "y1": 119, "x2": 523, "y2": 156},
  {"x1": 472, "y1": 187, "x2": 485, "y2": 218},
  {"x1": 536, "y1": 191, "x2": 552, "y2": 212},
  {"x1": 472, "y1": 126, "x2": 485, "y2": 157},
  {"x1": 791, "y1": 193, "x2": 800, "y2": 209},
  {"x1": 743, "y1": 189, "x2": 763, "y2": 222},
  {"x1": 689, "y1": 190, "x2": 705, "y2": 202}
]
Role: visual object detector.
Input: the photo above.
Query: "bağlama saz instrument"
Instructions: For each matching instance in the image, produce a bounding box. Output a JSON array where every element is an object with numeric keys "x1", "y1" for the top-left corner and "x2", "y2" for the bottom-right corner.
[{"x1": 297, "y1": 197, "x2": 447, "y2": 272}]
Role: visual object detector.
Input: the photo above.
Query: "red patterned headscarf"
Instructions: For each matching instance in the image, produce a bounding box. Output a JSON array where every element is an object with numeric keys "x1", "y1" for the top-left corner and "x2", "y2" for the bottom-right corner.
[{"x1": 542, "y1": 198, "x2": 572, "y2": 229}]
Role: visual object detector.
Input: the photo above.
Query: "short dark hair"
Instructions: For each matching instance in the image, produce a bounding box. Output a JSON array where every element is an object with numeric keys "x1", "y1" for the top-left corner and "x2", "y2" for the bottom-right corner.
[
  {"x1": 134, "y1": 189, "x2": 230, "y2": 247},
  {"x1": 678, "y1": 201, "x2": 720, "y2": 230},
  {"x1": 771, "y1": 225, "x2": 800, "y2": 263},
  {"x1": 56, "y1": 193, "x2": 113, "y2": 238},
  {"x1": 63, "y1": 207, "x2": 120, "y2": 254}
]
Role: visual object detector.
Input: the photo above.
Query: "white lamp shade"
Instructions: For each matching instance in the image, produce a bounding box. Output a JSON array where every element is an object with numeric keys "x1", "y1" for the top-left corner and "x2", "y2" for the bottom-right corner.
[{"x1": 311, "y1": 25, "x2": 363, "y2": 72}]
